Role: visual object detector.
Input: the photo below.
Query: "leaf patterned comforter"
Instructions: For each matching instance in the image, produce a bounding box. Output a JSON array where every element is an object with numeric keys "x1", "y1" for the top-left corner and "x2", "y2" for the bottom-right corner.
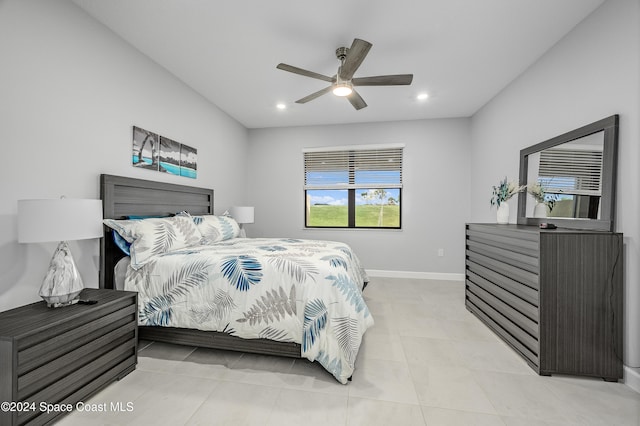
[{"x1": 124, "y1": 237, "x2": 374, "y2": 383}]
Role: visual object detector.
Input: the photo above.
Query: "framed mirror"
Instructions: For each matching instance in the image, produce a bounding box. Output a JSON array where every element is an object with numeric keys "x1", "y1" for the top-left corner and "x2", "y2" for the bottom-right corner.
[{"x1": 517, "y1": 115, "x2": 618, "y2": 231}]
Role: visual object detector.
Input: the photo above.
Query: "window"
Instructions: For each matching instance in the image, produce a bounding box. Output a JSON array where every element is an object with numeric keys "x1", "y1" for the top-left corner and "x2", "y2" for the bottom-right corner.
[
  {"x1": 304, "y1": 144, "x2": 403, "y2": 229},
  {"x1": 538, "y1": 147, "x2": 603, "y2": 219}
]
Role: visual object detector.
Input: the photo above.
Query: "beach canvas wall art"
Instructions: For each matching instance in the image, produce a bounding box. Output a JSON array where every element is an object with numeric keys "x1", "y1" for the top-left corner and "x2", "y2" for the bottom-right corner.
[{"x1": 132, "y1": 126, "x2": 197, "y2": 179}]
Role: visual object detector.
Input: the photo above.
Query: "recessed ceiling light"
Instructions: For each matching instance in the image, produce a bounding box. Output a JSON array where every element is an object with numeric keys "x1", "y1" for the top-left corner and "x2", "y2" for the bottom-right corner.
[
  {"x1": 416, "y1": 93, "x2": 429, "y2": 101},
  {"x1": 276, "y1": 103, "x2": 286, "y2": 110}
]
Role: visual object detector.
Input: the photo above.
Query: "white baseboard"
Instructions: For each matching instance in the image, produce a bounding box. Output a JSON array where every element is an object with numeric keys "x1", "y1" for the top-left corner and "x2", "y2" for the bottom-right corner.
[
  {"x1": 366, "y1": 269, "x2": 465, "y2": 281},
  {"x1": 624, "y1": 366, "x2": 640, "y2": 394}
]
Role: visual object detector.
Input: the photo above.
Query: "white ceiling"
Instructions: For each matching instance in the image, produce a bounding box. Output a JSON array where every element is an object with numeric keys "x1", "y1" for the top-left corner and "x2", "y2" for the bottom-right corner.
[{"x1": 72, "y1": 0, "x2": 604, "y2": 129}]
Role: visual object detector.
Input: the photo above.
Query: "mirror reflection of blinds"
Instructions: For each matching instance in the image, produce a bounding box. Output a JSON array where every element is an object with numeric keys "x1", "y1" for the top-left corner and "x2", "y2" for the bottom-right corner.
[
  {"x1": 538, "y1": 148, "x2": 603, "y2": 196},
  {"x1": 304, "y1": 146, "x2": 403, "y2": 189}
]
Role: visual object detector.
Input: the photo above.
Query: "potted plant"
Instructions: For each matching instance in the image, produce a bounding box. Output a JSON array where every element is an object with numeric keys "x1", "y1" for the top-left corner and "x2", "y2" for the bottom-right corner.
[{"x1": 490, "y1": 177, "x2": 525, "y2": 224}]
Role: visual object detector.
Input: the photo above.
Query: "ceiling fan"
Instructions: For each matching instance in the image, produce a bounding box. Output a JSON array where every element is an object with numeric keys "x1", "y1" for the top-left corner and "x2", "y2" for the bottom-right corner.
[{"x1": 276, "y1": 38, "x2": 413, "y2": 110}]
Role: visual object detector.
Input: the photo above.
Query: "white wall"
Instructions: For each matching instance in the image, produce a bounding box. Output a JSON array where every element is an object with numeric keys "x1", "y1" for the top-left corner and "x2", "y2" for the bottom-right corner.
[
  {"x1": 2, "y1": 0, "x2": 636, "y2": 368},
  {"x1": 247, "y1": 118, "x2": 471, "y2": 276},
  {"x1": 470, "y1": 0, "x2": 640, "y2": 366},
  {"x1": 0, "y1": 0, "x2": 249, "y2": 311}
]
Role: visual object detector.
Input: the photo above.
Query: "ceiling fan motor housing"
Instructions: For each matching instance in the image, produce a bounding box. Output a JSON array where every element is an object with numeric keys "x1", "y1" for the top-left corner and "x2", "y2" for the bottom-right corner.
[{"x1": 335, "y1": 46, "x2": 349, "y2": 61}]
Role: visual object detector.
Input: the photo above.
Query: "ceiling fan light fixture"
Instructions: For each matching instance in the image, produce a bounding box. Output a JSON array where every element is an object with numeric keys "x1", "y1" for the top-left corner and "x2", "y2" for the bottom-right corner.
[{"x1": 333, "y1": 82, "x2": 353, "y2": 97}]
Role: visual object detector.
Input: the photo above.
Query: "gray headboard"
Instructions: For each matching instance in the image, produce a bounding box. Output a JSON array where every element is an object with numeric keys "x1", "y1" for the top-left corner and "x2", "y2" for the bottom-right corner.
[{"x1": 99, "y1": 174, "x2": 214, "y2": 289}]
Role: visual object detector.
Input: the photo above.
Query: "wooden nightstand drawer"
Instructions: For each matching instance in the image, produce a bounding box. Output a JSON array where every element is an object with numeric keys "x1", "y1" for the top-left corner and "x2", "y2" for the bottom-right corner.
[{"x1": 0, "y1": 288, "x2": 138, "y2": 426}]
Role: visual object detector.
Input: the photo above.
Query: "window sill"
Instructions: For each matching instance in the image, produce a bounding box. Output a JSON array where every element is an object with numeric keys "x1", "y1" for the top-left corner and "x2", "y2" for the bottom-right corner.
[{"x1": 302, "y1": 227, "x2": 403, "y2": 232}]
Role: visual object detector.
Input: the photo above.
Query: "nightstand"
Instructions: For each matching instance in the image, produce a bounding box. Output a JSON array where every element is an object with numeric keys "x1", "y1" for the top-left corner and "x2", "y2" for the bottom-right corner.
[{"x1": 0, "y1": 288, "x2": 137, "y2": 425}]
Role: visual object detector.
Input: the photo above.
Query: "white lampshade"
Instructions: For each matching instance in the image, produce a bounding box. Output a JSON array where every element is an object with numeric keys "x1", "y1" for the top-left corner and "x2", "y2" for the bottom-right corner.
[
  {"x1": 230, "y1": 206, "x2": 254, "y2": 224},
  {"x1": 18, "y1": 198, "x2": 103, "y2": 243}
]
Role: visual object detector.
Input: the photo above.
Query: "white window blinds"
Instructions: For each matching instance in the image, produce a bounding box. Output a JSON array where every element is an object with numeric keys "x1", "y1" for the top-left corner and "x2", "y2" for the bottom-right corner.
[
  {"x1": 538, "y1": 148, "x2": 603, "y2": 196},
  {"x1": 304, "y1": 144, "x2": 403, "y2": 190}
]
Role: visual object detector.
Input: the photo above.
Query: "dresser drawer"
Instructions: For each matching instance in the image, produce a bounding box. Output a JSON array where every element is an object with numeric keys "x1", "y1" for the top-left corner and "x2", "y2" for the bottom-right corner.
[
  {"x1": 466, "y1": 238, "x2": 539, "y2": 273},
  {"x1": 467, "y1": 280, "x2": 538, "y2": 339},
  {"x1": 466, "y1": 270, "x2": 538, "y2": 320},
  {"x1": 466, "y1": 260, "x2": 539, "y2": 306},
  {"x1": 466, "y1": 295, "x2": 539, "y2": 368},
  {"x1": 466, "y1": 224, "x2": 539, "y2": 255},
  {"x1": 466, "y1": 251, "x2": 539, "y2": 290}
]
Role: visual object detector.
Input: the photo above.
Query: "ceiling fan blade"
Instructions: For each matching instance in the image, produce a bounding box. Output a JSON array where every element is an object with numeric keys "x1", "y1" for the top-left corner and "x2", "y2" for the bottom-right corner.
[
  {"x1": 295, "y1": 86, "x2": 334, "y2": 104},
  {"x1": 347, "y1": 89, "x2": 367, "y2": 110},
  {"x1": 277, "y1": 63, "x2": 334, "y2": 83},
  {"x1": 339, "y1": 38, "x2": 372, "y2": 81},
  {"x1": 353, "y1": 74, "x2": 413, "y2": 86}
]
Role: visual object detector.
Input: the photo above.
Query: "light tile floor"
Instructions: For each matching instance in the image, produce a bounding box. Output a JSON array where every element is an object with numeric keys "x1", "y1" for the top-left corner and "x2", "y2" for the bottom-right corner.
[{"x1": 58, "y1": 277, "x2": 640, "y2": 425}]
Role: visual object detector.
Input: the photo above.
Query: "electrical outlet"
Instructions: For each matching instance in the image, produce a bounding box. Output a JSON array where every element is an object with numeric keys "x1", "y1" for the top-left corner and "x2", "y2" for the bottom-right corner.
[{"x1": 437, "y1": 248, "x2": 444, "y2": 257}]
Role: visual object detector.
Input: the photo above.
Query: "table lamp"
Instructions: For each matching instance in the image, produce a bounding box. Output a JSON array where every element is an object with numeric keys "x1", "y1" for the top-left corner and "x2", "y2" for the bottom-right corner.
[
  {"x1": 18, "y1": 197, "x2": 103, "y2": 307},
  {"x1": 230, "y1": 206, "x2": 254, "y2": 238}
]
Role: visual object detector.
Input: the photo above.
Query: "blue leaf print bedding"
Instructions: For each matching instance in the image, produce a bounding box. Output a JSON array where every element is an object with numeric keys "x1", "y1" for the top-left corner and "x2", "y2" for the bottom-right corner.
[
  {"x1": 220, "y1": 255, "x2": 263, "y2": 291},
  {"x1": 124, "y1": 237, "x2": 373, "y2": 384}
]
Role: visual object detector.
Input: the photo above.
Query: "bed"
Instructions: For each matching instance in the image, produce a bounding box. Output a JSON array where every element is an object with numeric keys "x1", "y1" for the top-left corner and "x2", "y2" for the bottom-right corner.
[{"x1": 99, "y1": 174, "x2": 373, "y2": 383}]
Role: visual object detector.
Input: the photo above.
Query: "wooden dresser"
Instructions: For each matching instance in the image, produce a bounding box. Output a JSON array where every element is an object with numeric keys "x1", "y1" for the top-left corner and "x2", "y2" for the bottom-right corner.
[
  {"x1": 465, "y1": 223, "x2": 623, "y2": 381},
  {"x1": 0, "y1": 288, "x2": 137, "y2": 425}
]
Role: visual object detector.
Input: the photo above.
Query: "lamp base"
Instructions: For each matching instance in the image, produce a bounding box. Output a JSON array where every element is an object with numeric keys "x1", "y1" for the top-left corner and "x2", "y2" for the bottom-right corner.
[
  {"x1": 45, "y1": 298, "x2": 80, "y2": 308},
  {"x1": 39, "y1": 241, "x2": 84, "y2": 308}
]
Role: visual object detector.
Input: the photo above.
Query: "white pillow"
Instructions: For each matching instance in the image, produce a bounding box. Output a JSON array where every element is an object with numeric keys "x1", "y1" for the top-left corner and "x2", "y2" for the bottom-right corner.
[
  {"x1": 103, "y1": 216, "x2": 202, "y2": 269},
  {"x1": 191, "y1": 215, "x2": 240, "y2": 243}
]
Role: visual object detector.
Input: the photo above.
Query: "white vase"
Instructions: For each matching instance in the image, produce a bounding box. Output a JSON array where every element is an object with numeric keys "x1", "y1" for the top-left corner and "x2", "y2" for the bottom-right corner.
[
  {"x1": 496, "y1": 203, "x2": 509, "y2": 224},
  {"x1": 533, "y1": 202, "x2": 547, "y2": 218}
]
